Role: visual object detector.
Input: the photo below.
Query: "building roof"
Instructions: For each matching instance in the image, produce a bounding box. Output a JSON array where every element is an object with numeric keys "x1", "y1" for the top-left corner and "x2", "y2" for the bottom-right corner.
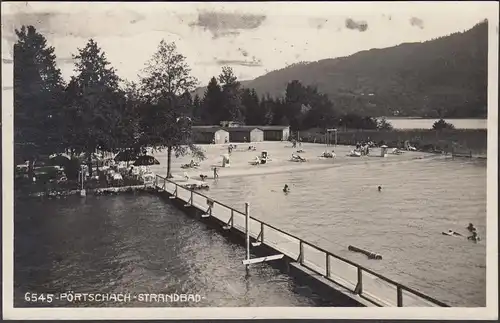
[
  {"x1": 248, "y1": 125, "x2": 290, "y2": 130},
  {"x1": 192, "y1": 125, "x2": 289, "y2": 132},
  {"x1": 223, "y1": 126, "x2": 263, "y2": 132},
  {"x1": 192, "y1": 126, "x2": 229, "y2": 134}
]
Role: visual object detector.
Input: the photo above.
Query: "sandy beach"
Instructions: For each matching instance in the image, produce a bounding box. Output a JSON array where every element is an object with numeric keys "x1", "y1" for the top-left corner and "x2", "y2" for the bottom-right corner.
[{"x1": 149, "y1": 142, "x2": 439, "y2": 180}]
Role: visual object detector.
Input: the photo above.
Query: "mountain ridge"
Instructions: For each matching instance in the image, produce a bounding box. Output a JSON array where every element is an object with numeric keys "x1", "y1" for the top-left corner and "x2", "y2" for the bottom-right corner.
[{"x1": 193, "y1": 20, "x2": 487, "y2": 118}]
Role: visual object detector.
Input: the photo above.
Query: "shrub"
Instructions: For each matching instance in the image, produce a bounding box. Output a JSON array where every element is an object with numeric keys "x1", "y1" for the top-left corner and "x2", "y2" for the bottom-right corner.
[
  {"x1": 432, "y1": 119, "x2": 455, "y2": 130},
  {"x1": 377, "y1": 117, "x2": 394, "y2": 130}
]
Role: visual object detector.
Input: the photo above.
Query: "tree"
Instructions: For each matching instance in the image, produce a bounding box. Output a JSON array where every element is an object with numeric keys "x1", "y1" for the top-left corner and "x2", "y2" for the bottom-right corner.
[
  {"x1": 13, "y1": 25, "x2": 65, "y2": 178},
  {"x1": 191, "y1": 94, "x2": 202, "y2": 124},
  {"x1": 65, "y1": 38, "x2": 122, "y2": 176},
  {"x1": 284, "y1": 80, "x2": 309, "y2": 130},
  {"x1": 377, "y1": 117, "x2": 394, "y2": 130},
  {"x1": 339, "y1": 113, "x2": 378, "y2": 129},
  {"x1": 241, "y1": 88, "x2": 262, "y2": 124},
  {"x1": 259, "y1": 94, "x2": 275, "y2": 125},
  {"x1": 119, "y1": 81, "x2": 143, "y2": 154},
  {"x1": 218, "y1": 66, "x2": 244, "y2": 123},
  {"x1": 432, "y1": 118, "x2": 455, "y2": 130},
  {"x1": 139, "y1": 40, "x2": 204, "y2": 178},
  {"x1": 201, "y1": 77, "x2": 223, "y2": 125}
]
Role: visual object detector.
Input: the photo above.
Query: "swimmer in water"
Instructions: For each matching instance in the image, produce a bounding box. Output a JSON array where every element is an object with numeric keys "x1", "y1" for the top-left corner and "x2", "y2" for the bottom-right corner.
[
  {"x1": 468, "y1": 230, "x2": 480, "y2": 242},
  {"x1": 467, "y1": 223, "x2": 475, "y2": 232},
  {"x1": 445, "y1": 229, "x2": 462, "y2": 236},
  {"x1": 283, "y1": 184, "x2": 290, "y2": 193},
  {"x1": 378, "y1": 186, "x2": 382, "y2": 192}
]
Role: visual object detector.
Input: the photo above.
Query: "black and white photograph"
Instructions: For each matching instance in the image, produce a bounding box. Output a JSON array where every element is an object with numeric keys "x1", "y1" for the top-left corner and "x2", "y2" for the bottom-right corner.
[{"x1": 1, "y1": 1, "x2": 498, "y2": 320}]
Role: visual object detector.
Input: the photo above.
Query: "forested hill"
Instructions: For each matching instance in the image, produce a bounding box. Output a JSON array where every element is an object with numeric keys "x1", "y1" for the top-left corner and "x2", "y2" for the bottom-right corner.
[{"x1": 195, "y1": 20, "x2": 488, "y2": 118}]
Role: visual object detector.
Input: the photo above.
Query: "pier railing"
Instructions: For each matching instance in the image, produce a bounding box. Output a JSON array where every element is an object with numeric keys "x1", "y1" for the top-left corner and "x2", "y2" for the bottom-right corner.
[{"x1": 154, "y1": 175, "x2": 450, "y2": 308}]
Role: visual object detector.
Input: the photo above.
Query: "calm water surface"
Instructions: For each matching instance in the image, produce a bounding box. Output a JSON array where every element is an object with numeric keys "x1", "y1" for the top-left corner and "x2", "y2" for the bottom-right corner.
[
  {"x1": 205, "y1": 157, "x2": 487, "y2": 306},
  {"x1": 14, "y1": 194, "x2": 334, "y2": 307}
]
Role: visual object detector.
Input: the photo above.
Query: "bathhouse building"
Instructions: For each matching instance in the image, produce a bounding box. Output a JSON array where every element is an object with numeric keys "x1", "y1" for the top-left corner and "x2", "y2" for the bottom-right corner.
[
  {"x1": 258, "y1": 125, "x2": 291, "y2": 141},
  {"x1": 191, "y1": 126, "x2": 229, "y2": 144},
  {"x1": 225, "y1": 126, "x2": 264, "y2": 143}
]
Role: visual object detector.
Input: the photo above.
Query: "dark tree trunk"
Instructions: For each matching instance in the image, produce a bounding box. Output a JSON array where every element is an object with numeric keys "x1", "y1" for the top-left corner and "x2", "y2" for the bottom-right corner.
[
  {"x1": 167, "y1": 146, "x2": 173, "y2": 178},
  {"x1": 87, "y1": 152, "x2": 93, "y2": 178},
  {"x1": 28, "y1": 159, "x2": 35, "y2": 182}
]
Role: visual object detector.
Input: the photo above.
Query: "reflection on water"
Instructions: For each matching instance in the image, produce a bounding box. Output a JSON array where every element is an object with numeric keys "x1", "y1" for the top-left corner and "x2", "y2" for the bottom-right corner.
[
  {"x1": 205, "y1": 157, "x2": 487, "y2": 307},
  {"x1": 14, "y1": 194, "x2": 335, "y2": 307}
]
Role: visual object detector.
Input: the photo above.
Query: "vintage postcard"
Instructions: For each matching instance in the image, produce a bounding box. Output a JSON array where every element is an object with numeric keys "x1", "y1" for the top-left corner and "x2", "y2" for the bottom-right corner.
[{"x1": 2, "y1": 1, "x2": 498, "y2": 320}]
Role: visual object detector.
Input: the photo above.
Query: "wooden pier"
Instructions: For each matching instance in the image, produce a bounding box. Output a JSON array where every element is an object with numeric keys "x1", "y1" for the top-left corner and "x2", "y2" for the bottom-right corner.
[{"x1": 153, "y1": 174, "x2": 450, "y2": 308}]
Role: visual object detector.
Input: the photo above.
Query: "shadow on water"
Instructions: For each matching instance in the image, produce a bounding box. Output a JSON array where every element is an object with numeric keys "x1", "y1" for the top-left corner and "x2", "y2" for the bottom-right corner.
[{"x1": 14, "y1": 193, "x2": 336, "y2": 307}]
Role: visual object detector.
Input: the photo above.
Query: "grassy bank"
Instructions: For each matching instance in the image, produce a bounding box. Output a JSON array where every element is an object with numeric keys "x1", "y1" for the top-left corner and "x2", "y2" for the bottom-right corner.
[{"x1": 301, "y1": 129, "x2": 487, "y2": 157}]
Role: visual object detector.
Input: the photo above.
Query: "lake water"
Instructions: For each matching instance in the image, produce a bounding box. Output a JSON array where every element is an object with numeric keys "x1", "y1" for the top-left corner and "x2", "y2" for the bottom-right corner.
[
  {"x1": 150, "y1": 142, "x2": 487, "y2": 307},
  {"x1": 204, "y1": 156, "x2": 487, "y2": 307},
  {"x1": 383, "y1": 118, "x2": 487, "y2": 130},
  {"x1": 14, "y1": 194, "x2": 335, "y2": 307}
]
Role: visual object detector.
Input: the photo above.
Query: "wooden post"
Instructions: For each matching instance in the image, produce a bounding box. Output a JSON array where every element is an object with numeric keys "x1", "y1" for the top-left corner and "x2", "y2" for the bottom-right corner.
[
  {"x1": 397, "y1": 286, "x2": 403, "y2": 307},
  {"x1": 260, "y1": 222, "x2": 264, "y2": 243},
  {"x1": 354, "y1": 267, "x2": 363, "y2": 294},
  {"x1": 190, "y1": 190, "x2": 194, "y2": 206},
  {"x1": 325, "y1": 254, "x2": 330, "y2": 277},
  {"x1": 245, "y1": 203, "x2": 250, "y2": 267},
  {"x1": 299, "y1": 241, "x2": 304, "y2": 265}
]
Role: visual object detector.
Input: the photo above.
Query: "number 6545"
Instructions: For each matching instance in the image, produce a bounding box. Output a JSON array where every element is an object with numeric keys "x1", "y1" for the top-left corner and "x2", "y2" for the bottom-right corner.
[{"x1": 24, "y1": 292, "x2": 54, "y2": 303}]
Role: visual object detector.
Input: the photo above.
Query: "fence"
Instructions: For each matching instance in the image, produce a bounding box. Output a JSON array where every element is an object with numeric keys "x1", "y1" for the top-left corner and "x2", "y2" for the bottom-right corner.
[
  {"x1": 300, "y1": 129, "x2": 487, "y2": 156},
  {"x1": 154, "y1": 174, "x2": 450, "y2": 308}
]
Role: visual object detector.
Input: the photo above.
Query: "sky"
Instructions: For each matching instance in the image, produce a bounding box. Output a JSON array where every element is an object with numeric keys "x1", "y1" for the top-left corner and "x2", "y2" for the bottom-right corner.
[{"x1": 1, "y1": 1, "x2": 498, "y2": 89}]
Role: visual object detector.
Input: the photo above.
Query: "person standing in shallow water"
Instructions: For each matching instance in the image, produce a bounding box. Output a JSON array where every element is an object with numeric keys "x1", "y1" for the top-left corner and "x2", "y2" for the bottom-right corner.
[
  {"x1": 378, "y1": 186, "x2": 382, "y2": 192},
  {"x1": 283, "y1": 184, "x2": 290, "y2": 193},
  {"x1": 213, "y1": 167, "x2": 219, "y2": 179}
]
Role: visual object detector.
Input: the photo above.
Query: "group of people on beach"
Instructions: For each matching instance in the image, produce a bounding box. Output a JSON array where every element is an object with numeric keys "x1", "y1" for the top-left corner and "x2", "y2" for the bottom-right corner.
[{"x1": 355, "y1": 142, "x2": 371, "y2": 156}]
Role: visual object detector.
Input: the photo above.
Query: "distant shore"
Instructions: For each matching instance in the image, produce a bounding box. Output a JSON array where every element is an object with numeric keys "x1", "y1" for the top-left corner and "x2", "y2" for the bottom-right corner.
[
  {"x1": 379, "y1": 116, "x2": 487, "y2": 120},
  {"x1": 301, "y1": 128, "x2": 487, "y2": 157}
]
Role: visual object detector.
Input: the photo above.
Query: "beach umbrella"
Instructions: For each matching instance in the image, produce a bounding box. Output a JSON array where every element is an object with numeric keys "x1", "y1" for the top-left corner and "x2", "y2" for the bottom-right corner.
[
  {"x1": 49, "y1": 154, "x2": 70, "y2": 167},
  {"x1": 133, "y1": 155, "x2": 160, "y2": 166},
  {"x1": 114, "y1": 150, "x2": 140, "y2": 162}
]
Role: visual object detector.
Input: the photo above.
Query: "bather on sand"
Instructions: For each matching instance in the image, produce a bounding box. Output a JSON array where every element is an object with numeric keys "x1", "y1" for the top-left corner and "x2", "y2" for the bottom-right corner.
[
  {"x1": 291, "y1": 153, "x2": 306, "y2": 162},
  {"x1": 322, "y1": 150, "x2": 336, "y2": 158},
  {"x1": 249, "y1": 156, "x2": 261, "y2": 166},
  {"x1": 347, "y1": 150, "x2": 361, "y2": 157}
]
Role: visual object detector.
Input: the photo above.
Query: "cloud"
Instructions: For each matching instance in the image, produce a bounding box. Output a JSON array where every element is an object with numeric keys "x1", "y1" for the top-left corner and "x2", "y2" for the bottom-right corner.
[
  {"x1": 215, "y1": 56, "x2": 263, "y2": 67},
  {"x1": 409, "y1": 17, "x2": 424, "y2": 29},
  {"x1": 1, "y1": 10, "x2": 155, "y2": 41},
  {"x1": 345, "y1": 18, "x2": 368, "y2": 32},
  {"x1": 189, "y1": 11, "x2": 266, "y2": 39}
]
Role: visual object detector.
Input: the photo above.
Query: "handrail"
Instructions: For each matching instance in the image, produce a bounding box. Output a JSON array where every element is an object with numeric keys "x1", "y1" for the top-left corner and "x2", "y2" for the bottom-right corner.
[{"x1": 154, "y1": 174, "x2": 450, "y2": 307}]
